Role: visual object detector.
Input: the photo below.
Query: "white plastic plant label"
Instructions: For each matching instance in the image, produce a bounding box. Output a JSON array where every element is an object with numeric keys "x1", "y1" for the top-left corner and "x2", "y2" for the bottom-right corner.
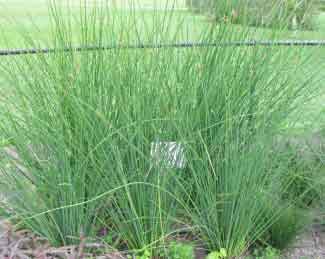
[{"x1": 150, "y1": 141, "x2": 186, "y2": 169}]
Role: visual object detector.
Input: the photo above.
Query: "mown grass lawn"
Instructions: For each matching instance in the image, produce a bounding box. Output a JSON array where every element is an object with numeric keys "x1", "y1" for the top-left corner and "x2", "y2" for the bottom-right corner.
[{"x1": 1, "y1": 0, "x2": 325, "y2": 44}]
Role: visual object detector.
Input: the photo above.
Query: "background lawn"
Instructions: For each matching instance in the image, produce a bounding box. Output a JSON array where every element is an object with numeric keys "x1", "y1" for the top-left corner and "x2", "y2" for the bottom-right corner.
[{"x1": 1, "y1": 0, "x2": 325, "y2": 45}]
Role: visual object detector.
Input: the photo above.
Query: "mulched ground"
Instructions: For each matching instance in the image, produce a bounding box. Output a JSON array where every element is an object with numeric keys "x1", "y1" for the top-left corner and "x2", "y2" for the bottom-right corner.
[
  {"x1": 1, "y1": 218, "x2": 325, "y2": 259},
  {"x1": 0, "y1": 220, "x2": 127, "y2": 259},
  {"x1": 0, "y1": 221, "x2": 211, "y2": 259},
  {"x1": 283, "y1": 219, "x2": 325, "y2": 259}
]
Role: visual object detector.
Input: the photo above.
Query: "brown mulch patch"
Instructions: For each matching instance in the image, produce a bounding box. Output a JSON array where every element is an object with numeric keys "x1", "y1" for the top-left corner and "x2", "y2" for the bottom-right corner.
[
  {"x1": 283, "y1": 220, "x2": 325, "y2": 259},
  {"x1": 0, "y1": 221, "x2": 126, "y2": 259},
  {"x1": 4, "y1": 217, "x2": 325, "y2": 259},
  {"x1": 0, "y1": 220, "x2": 210, "y2": 259}
]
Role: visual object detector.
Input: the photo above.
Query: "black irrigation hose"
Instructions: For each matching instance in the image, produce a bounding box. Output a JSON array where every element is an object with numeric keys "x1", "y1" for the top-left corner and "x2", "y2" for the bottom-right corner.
[{"x1": 1, "y1": 40, "x2": 325, "y2": 56}]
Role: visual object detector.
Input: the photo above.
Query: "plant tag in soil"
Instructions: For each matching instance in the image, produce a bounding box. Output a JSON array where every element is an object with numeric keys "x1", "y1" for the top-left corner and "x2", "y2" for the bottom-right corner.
[{"x1": 150, "y1": 142, "x2": 186, "y2": 169}]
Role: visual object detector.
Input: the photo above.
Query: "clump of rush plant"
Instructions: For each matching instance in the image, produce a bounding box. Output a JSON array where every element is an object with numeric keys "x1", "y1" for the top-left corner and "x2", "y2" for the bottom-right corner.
[
  {"x1": 0, "y1": 0, "x2": 322, "y2": 257},
  {"x1": 173, "y1": 25, "x2": 321, "y2": 256},
  {"x1": 0, "y1": 0, "x2": 200, "y2": 252},
  {"x1": 0, "y1": 3, "x2": 121, "y2": 246}
]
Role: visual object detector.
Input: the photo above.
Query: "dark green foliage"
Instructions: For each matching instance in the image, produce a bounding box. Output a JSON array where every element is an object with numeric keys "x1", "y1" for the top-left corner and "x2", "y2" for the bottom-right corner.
[
  {"x1": 166, "y1": 242, "x2": 195, "y2": 259},
  {"x1": 266, "y1": 206, "x2": 310, "y2": 250},
  {"x1": 274, "y1": 138, "x2": 325, "y2": 208},
  {"x1": 187, "y1": 0, "x2": 316, "y2": 29},
  {"x1": 250, "y1": 246, "x2": 281, "y2": 259}
]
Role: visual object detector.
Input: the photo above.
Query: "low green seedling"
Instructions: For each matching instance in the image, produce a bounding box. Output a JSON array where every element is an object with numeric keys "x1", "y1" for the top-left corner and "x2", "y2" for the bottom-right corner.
[
  {"x1": 251, "y1": 246, "x2": 280, "y2": 259},
  {"x1": 103, "y1": 232, "x2": 113, "y2": 244},
  {"x1": 207, "y1": 248, "x2": 227, "y2": 259},
  {"x1": 134, "y1": 249, "x2": 151, "y2": 259},
  {"x1": 167, "y1": 242, "x2": 195, "y2": 259}
]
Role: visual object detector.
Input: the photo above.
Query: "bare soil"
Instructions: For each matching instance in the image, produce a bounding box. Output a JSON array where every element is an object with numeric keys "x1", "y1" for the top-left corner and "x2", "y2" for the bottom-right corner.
[{"x1": 283, "y1": 220, "x2": 325, "y2": 259}]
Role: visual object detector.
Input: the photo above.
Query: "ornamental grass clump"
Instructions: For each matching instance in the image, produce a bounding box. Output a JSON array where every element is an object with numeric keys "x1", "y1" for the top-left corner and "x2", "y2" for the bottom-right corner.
[
  {"x1": 0, "y1": 1, "x2": 192, "y2": 249},
  {"x1": 0, "y1": 0, "x2": 321, "y2": 256},
  {"x1": 171, "y1": 27, "x2": 320, "y2": 255}
]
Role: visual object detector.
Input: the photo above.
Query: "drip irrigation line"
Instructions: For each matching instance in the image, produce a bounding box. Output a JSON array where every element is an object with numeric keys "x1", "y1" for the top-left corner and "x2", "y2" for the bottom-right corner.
[{"x1": 1, "y1": 40, "x2": 325, "y2": 56}]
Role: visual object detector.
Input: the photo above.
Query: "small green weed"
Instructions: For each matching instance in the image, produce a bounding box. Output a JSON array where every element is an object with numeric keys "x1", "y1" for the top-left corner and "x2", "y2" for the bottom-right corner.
[
  {"x1": 250, "y1": 246, "x2": 280, "y2": 259},
  {"x1": 166, "y1": 242, "x2": 195, "y2": 259},
  {"x1": 135, "y1": 249, "x2": 151, "y2": 259},
  {"x1": 207, "y1": 248, "x2": 227, "y2": 259}
]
